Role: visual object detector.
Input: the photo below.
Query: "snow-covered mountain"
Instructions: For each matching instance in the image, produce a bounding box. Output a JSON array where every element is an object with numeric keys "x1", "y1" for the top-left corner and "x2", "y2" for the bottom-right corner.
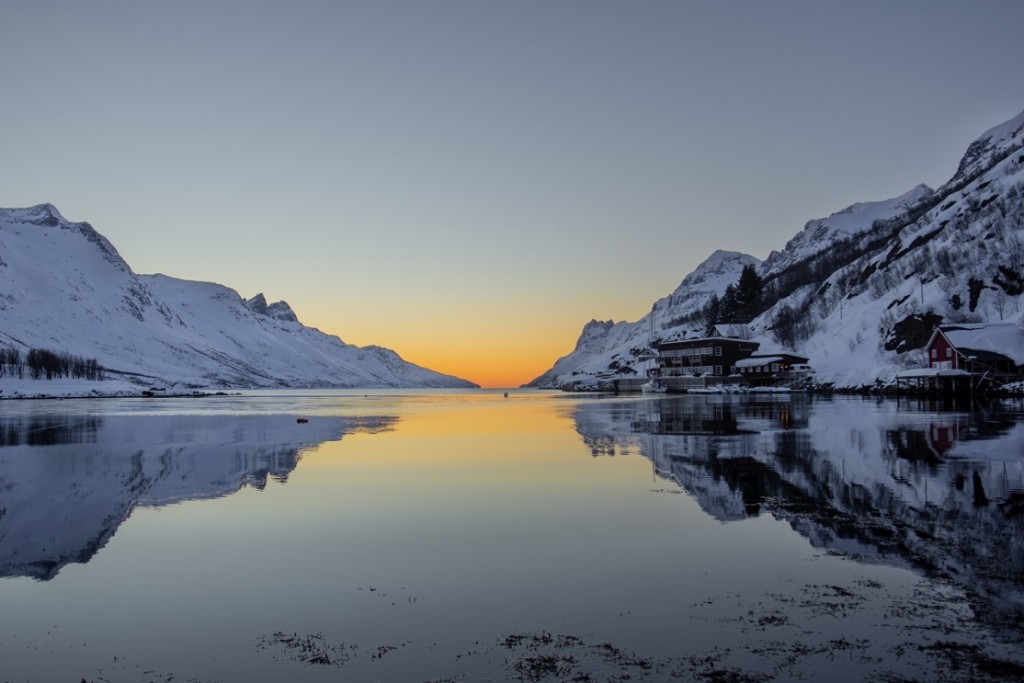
[
  {"x1": 761, "y1": 183, "x2": 934, "y2": 274},
  {"x1": 528, "y1": 108, "x2": 1024, "y2": 390},
  {"x1": 0, "y1": 205, "x2": 476, "y2": 392}
]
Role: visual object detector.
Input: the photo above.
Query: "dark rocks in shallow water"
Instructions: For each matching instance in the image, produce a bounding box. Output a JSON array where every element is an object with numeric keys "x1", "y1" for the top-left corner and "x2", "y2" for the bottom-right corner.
[{"x1": 255, "y1": 631, "x2": 355, "y2": 667}]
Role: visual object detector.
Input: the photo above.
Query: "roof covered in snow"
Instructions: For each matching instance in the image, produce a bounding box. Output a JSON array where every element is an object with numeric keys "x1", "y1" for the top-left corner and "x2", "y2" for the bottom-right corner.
[
  {"x1": 735, "y1": 356, "x2": 783, "y2": 368},
  {"x1": 659, "y1": 337, "x2": 760, "y2": 349},
  {"x1": 940, "y1": 323, "x2": 1024, "y2": 365}
]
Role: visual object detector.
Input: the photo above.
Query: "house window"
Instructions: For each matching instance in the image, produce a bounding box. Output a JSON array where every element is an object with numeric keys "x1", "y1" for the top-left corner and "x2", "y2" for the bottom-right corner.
[
  {"x1": 715, "y1": 365, "x2": 722, "y2": 376},
  {"x1": 931, "y1": 349, "x2": 937, "y2": 359},
  {"x1": 946, "y1": 347, "x2": 952, "y2": 358},
  {"x1": 771, "y1": 363, "x2": 779, "y2": 372},
  {"x1": 715, "y1": 346, "x2": 722, "y2": 356}
]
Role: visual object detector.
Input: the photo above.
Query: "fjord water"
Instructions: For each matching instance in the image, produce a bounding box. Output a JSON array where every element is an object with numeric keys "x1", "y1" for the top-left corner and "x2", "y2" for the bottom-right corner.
[{"x1": 1, "y1": 391, "x2": 1023, "y2": 682}]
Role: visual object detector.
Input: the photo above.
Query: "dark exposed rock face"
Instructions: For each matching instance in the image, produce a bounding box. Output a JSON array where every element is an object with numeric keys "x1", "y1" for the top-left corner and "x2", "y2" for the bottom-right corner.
[{"x1": 884, "y1": 312, "x2": 944, "y2": 353}]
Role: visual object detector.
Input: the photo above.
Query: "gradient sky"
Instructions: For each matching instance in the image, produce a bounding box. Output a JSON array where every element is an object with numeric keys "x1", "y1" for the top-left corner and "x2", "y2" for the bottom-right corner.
[{"x1": 3, "y1": 1, "x2": 1023, "y2": 387}]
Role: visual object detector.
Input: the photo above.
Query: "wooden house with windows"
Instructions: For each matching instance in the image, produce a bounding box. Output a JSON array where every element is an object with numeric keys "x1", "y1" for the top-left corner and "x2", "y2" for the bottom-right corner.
[
  {"x1": 656, "y1": 337, "x2": 759, "y2": 380},
  {"x1": 925, "y1": 323, "x2": 1024, "y2": 380},
  {"x1": 898, "y1": 323, "x2": 1024, "y2": 394},
  {"x1": 617, "y1": 335, "x2": 761, "y2": 392},
  {"x1": 734, "y1": 352, "x2": 811, "y2": 387}
]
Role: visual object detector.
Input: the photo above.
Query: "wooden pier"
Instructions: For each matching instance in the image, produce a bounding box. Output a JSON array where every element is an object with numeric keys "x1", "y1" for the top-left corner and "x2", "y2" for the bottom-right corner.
[{"x1": 893, "y1": 368, "x2": 975, "y2": 396}]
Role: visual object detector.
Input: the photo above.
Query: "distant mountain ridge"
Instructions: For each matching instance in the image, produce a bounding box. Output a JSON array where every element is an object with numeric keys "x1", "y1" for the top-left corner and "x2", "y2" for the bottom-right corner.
[
  {"x1": 762, "y1": 184, "x2": 934, "y2": 275},
  {"x1": 527, "y1": 108, "x2": 1024, "y2": 390},
  {"x1": 0, "y1": 204, "x2": 477, "y2": 391}
]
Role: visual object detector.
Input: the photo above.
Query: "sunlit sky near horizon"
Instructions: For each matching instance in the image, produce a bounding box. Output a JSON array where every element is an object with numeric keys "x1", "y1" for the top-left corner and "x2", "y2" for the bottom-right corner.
[{"x1": 3, "y1": 1, "x2": 1023, "y2": 387}]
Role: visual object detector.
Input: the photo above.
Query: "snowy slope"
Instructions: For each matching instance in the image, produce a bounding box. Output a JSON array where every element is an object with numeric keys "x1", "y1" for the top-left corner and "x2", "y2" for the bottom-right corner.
[
  {"x1": 530, "y1": 108, "x2": 1024, "y2": 390},
  {"x1": 762, "y1": 184, "x2": 934, "y2": 274},
  {"x1": 954, "y1": 109, "x2": 1024, "y2": 181},
  {"x1": 0, "y1": 205, "x2": 476, "y2": 392}
]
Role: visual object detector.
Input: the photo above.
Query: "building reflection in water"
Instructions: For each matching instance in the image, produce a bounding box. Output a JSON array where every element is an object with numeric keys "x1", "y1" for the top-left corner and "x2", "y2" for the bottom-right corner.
[{"x1": 573, "y1": 394, "x2": 1024, "y2": 631}]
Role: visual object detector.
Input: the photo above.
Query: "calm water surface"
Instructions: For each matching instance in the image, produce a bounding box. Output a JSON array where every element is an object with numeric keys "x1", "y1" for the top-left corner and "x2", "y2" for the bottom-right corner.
[{"x1": 1, "y1": 390, "x2": 1022, "y2": 682}]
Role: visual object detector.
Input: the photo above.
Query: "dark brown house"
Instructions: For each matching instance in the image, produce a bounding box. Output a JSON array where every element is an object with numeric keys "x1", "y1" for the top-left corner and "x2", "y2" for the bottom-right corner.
[{"x1": 656, "y1": 337, "x2": 759, "y2": 378}]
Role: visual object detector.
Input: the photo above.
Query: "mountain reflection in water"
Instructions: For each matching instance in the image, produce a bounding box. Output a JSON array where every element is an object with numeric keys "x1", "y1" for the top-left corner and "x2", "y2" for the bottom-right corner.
[
  {"x1": 3, "y1": 392, "x2": 1024, "y2": 681},
  {"x1": 573, "y1": 394, "x2": 1024, "y2": 631},
  {"x1": 0, "y1": 413, "x2": 396, "y2": 580}
]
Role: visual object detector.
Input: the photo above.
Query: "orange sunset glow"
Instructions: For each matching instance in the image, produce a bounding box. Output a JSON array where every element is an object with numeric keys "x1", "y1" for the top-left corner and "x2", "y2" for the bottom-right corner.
[{"x1": 306, "y1": 308, "x2": 587, "y2": 388}]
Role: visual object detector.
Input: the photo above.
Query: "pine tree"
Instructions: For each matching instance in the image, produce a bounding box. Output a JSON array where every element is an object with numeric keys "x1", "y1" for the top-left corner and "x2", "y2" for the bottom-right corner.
[
  {"x1": 721, "y1": 284, "x2": 739, "y2": 323},
  {"x1": 735, "y1": 264, "x2": 763, "y2": 321},
  {"x1": 703, "y1": 294, "x2": 722, "y2": 337}
]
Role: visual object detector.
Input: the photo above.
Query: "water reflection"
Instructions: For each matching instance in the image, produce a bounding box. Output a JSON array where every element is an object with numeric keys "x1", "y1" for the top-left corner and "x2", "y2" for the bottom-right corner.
[
  {"x1": 573, "y1": 395, "x2": 1024, "y2": 630},
  {"x1": 2, "y1": 392, "x2": 1023, "y2": 681},
  {"x1": 0, "y1": 413, "x2": 395, "y2": 580},
  {"x1": 0, "y1": 415, "x2": 104, "y2": 446}
]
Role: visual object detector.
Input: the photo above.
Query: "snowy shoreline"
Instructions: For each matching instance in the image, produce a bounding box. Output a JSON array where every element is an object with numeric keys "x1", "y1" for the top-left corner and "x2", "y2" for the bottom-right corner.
[{"x1": 0, "y1": 377, "x2": 236, "y2": 400}]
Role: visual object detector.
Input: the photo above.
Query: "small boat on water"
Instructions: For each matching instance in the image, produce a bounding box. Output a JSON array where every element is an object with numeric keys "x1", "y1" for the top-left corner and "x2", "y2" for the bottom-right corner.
[{"x1": 641, "y1": 379, "x2": 668, "y2": 394}]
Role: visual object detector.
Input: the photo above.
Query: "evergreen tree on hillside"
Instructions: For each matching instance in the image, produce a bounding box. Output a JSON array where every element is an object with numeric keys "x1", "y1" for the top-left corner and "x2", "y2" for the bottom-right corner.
[
  {"x1": 720, "y1": 284, "x2": 739, "y2": 324},
  {"x1": 701, "y1": 265, "x2": 764, "y2": 336},
  {"x1": 702, "y1": 294, "x2": 722, "y2": 336},
  {"x1": 735, "y1": 264, "x2": 763, "y2": 321}
]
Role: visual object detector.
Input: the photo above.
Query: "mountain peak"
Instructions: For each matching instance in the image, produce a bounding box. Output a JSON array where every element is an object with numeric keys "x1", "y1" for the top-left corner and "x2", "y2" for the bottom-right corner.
[
  {"x1": 0, "y1": 203, "x2": 131, "y2": 274},
  {"x1": 246, "y1": 293, "x2": 270, "y2": 315},
  {"x1": 705, "y1": 249, "x2": 750, "y2": 263},
  {"x1": 0, "y1": 203, "x2": 67, "y2": 228},
  {"x1": 953, "y1": 108, "x2": 1024, "y2": 181},
  {"x1": 246, "y1": 293, "x2": 299, "y2": 323},
  {"x1": 672, "y1": 250, "x2": 760, "y2": 296},
  {"x1": 266, "y1": 300, "x2": 298, "y2": 323}
]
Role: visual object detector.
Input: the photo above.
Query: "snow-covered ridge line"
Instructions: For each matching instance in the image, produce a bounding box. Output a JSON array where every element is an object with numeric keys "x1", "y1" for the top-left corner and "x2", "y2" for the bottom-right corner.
[
  {"x1": 0, "y1": 206, "x2": 478, "y2": 394},
  {"x1": 529, "y1": 107, "x2": 1024, "y2": 390}
]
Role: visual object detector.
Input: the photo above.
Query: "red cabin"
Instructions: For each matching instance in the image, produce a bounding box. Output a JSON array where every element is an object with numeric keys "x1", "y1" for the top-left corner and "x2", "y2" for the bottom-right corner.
[{"x1": 925, "y1": 324, "x2": 1024, "y2": 379}]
